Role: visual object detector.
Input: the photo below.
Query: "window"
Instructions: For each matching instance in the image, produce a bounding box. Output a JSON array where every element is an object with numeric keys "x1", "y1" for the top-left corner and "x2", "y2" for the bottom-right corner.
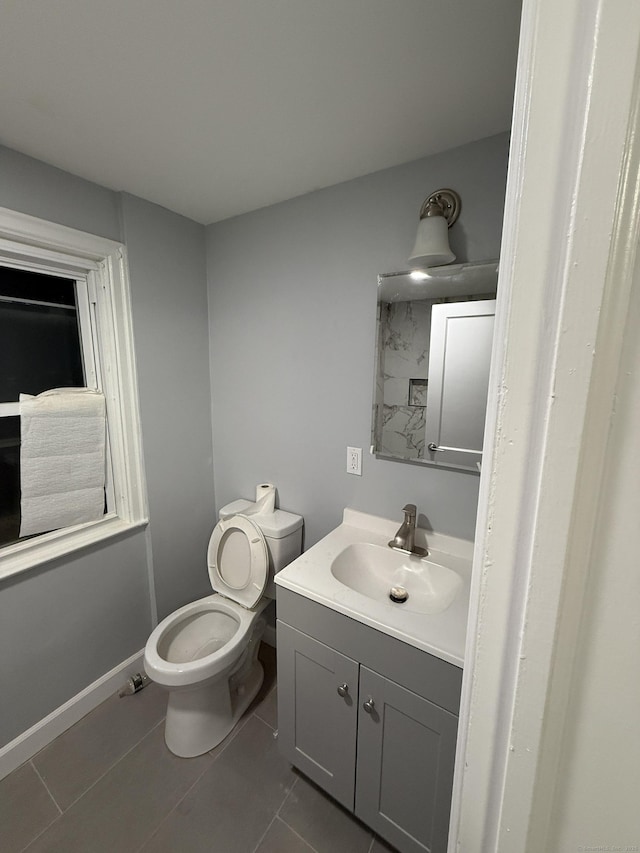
[
  {"x1": 0, "y1": 267, "x2": 98, "y2": 546},
  {"x1": 0, "y1": 207, "x2": 148, "y2": 579}
]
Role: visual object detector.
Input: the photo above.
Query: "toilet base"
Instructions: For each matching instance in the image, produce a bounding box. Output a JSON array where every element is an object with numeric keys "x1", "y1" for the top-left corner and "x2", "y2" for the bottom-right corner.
[{"x1": 163, "y1": 657, "x2": 264, "y2": 758}]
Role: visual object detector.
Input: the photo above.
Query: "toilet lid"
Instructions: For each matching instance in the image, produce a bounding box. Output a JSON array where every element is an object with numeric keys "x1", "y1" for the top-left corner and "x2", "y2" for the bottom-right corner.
[{"x1": 207, "y1": 514, "x2": 269, "y2": 609}]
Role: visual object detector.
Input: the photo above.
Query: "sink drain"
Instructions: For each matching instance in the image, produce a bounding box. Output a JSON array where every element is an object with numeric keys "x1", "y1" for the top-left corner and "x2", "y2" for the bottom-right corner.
[{"x1": 389, "y1": 586, "x2": 409, "y2": 603}]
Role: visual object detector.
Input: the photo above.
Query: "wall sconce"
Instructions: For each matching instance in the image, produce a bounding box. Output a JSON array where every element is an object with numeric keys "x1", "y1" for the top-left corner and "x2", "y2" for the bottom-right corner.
[{"x1": 408, "y1": 188, "x2": 461, "y2": 268}]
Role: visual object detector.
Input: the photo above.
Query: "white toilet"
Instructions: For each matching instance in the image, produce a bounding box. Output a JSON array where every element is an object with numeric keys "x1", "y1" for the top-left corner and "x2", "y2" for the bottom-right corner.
[{"x1": 144, "y1": 491, "x2": 303, "y2": 758}]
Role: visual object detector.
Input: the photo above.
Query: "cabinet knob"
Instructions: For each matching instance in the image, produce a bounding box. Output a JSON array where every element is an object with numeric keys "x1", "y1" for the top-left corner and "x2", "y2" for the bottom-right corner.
[
  {"x1": 363, "y1": 697, "x2": 375, "y2": 713},
  {"x1": 337, "y1": 683, "x2": 349, "y2": 697}
]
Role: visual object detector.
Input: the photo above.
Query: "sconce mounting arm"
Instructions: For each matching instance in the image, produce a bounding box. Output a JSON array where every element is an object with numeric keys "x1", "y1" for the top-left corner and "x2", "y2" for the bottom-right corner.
[{"x1": 418, "y1": 189, "x2": 461, "y2": 227}]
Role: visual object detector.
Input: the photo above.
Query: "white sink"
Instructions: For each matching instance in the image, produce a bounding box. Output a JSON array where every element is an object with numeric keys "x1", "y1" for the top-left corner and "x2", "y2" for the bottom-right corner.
[
  {"x1": 331, "y1": 542, "x2": 463, "y2": 615},
  {"x1": 275, "y1": 508, "x2": 473, "y2": 668}
]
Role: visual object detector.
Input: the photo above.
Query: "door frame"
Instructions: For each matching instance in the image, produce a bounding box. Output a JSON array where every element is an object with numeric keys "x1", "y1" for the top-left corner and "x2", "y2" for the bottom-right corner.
[{"x1": 450, "y1": 0, "x2": 640, "y2": 850}]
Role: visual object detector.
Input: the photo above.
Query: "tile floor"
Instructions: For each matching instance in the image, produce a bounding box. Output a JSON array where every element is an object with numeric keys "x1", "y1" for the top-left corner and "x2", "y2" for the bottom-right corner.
[{"x1": 0, "y1": 645, "x2": 396, "y2": 853}]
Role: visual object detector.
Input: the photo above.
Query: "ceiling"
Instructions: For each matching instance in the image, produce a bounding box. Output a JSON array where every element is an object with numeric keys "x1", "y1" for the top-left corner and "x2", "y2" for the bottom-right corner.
[{"x1": 0, "y1": 1, "x2": 521, "y2": 225}]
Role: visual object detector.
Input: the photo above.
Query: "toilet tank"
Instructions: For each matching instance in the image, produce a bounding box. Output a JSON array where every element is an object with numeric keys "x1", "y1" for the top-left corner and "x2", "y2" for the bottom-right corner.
[{"x1": 219, "y1": 500, "x2": 303, "y2": 598}]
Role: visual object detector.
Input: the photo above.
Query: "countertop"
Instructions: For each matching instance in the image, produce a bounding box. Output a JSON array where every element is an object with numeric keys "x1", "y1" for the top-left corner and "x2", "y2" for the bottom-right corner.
[{"x1": 274, "y1": 508, "x2": 473, "y2": 668}]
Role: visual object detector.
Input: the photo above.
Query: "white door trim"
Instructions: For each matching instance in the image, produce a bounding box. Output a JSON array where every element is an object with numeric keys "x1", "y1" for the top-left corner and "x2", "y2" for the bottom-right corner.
[{"x1": 450, "y1": 0, "x2": 640, "y2": 850}]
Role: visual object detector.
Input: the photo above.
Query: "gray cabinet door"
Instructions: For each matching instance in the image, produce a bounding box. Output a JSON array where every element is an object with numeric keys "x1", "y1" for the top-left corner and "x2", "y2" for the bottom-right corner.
[
  {"x1": 355, "y1": 666, "x2": 458, "y2": 853},
  {"x1": 276, "y1": 621, "x2": 359, "y2": 810}
]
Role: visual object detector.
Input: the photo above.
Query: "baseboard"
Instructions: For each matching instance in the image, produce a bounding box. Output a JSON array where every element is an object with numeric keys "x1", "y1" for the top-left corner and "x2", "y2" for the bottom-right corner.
[{"x1": 0, "y1": 649, "x2": 145, "y2": 781}]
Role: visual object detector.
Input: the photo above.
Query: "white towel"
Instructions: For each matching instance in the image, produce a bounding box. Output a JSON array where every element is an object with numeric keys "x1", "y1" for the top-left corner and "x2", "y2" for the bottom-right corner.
[{"x1": 19, "y1": 388, "x2": 106, "y2": 537}]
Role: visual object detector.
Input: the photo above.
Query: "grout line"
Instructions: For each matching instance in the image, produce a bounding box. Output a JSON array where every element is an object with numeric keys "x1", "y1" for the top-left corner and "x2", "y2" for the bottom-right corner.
[
  {"x1": 19, "y1": 763, "x2": 63, "y2": 853},
  {"x1": 276, "y1": 772, "x2": 379, "y2": 853},
  {"x1": 132, "y1": 715, "x2": 254, "y2": 853},
  {"x1": 250, "y1": 814, "x2": 278, "y2": 853},
  {"x1": 274, "y1": 760, "x2": 298, "y2": 819},
  {"x1": 132, "y1": 757, "x2": 216, "y2": 853},
  {"x1": 252, "y1": 713, "x2": 277, "y2": 733},
  {"x1": 134, "y1": 694, "x2": 275, "y2": 852},
  {"x1": 50, "y1": 717, "x2": 166, "y2": 814},
  {"x1": 248, "y1": 715, "x2": 310, "y2": 852},
  {"x1": 21, "y1": 817, "x2": 61, "y2": 853},
  {"x1": 276, "y1": 816, "x2": 320, "y2": 852},
  {"x1": 29, "y1": 759, "x2": 63, "y2": 815},
  {"x1": 276, "y1": 771, "x2": 299, "y2": 817}
]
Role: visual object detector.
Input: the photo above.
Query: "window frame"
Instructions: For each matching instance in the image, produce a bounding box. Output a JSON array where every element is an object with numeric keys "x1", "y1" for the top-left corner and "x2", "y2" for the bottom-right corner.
[{"x1": 0, "y1": 207, "x2": 148, "y2": 580}]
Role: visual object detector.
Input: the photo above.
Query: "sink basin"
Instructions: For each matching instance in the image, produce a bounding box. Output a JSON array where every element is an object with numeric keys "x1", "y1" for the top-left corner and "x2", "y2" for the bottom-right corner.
[
  {"x1": 275, "y1": 508, "x2": 473, "y2": 666},
  {"x1": 330, "y1": 542, "x2": 463, "y2": 615}
]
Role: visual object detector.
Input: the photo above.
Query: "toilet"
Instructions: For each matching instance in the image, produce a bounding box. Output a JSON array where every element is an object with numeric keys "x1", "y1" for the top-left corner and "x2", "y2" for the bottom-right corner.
[{"x1": 144, "y1": 491, "x2": 303, "y2": 758}]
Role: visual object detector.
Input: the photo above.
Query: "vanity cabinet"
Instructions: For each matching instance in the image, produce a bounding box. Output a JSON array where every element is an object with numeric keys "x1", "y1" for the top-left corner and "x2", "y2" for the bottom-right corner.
[
  {"x1": 356, "y1": 666, "x2": 458, "y2": 853},
  {"x1": 276, "y1": 589, "x2": 462, "y2": 853},
  {"x1": 277, "y1": 622, "x2": 359, "y2": 808}
]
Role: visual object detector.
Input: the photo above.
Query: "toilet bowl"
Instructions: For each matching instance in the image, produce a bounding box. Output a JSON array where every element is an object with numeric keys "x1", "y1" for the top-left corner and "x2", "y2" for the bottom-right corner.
[{"x1": 144, "y1": 495, "x2": 302, "y2": 758}]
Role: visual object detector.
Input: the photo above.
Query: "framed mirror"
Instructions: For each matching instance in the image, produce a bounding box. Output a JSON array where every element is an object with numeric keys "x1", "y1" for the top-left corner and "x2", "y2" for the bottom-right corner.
[{"x1": 370, "y1": 260, "x2": 498, "y2": 472}]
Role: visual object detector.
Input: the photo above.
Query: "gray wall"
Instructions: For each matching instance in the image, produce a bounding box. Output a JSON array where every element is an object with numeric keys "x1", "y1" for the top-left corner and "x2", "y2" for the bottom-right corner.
[
  {"x1": 121, "y1": 194, "x2": 215, "y2": 619},
  {"x1": 0, "y1": 147, "x2": 213, "y2": 746},
  {"x1": 206, "y1": 134, "x2": 509, "y2": 546},
  {"x1": 0, "y1": 146, "x2": 121, "y2": 242},
  {"x1": 0, "y1": 533, "x2": 150, "y2": 745}
]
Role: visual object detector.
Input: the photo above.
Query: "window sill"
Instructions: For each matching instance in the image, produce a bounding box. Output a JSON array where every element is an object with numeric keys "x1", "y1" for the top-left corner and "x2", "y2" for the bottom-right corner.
[{"x1": 0, "y1": 514, "x2": 149, "y2": 582}]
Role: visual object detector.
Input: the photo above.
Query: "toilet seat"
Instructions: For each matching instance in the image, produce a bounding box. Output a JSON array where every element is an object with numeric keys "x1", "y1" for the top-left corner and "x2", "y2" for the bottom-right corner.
[{"x1": 207, "y1": 514, "x2": 268, "y2": 609}]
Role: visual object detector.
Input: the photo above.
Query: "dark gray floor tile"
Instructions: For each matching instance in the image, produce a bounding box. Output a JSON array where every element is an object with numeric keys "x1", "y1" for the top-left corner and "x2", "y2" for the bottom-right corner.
[
  {"x1": 0, "y1": 640, "x2": 388, "y2": 853},
  {"x1": 280, "y1": 772, "x2": 373, "y2": 853},
  {"x1": 0, "y1": 762, "x2": 60, "y2": 853},
  {"x1": 32, "y1": 681, "x2": 167, "y2": 810},
  {"x1": 371, "y1": 834, "x2": 399, "y2": 851},
  {"x1": 255, "y1": 817, "x2": 315, "y2": 853},
  {"x1": 140, "y1": 715, "x2": 294, "y2": 853},
  {"x1": 25, "y1": 724, "x2": 211, "y2": 853}
]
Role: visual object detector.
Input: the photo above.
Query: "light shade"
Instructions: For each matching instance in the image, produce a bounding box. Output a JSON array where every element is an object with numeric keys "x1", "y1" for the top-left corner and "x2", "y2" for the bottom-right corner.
[
  {"x1": 408, "y1": 188, "x2": 461, "y2": 269},
  {"x1": 408, "y1": 215, "x2": 455, "y2": 268}
]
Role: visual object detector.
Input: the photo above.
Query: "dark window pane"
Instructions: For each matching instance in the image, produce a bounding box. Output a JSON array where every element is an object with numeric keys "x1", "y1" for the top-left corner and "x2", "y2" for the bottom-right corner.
[
  {"x1": 0, "y1": 417, "x2": 20, "y2": 546},
  {"x1": 0, "y1": 266, "x2": 78, "y2": 306},
  {"x1": 0, "y1": 266, "x2": 85, "y2": 402}
]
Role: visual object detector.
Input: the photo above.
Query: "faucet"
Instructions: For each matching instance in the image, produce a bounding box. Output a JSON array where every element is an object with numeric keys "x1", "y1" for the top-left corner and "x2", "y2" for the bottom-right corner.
[{"x1": 388, "y1": 503, "x2": 428, "y2": 557}]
